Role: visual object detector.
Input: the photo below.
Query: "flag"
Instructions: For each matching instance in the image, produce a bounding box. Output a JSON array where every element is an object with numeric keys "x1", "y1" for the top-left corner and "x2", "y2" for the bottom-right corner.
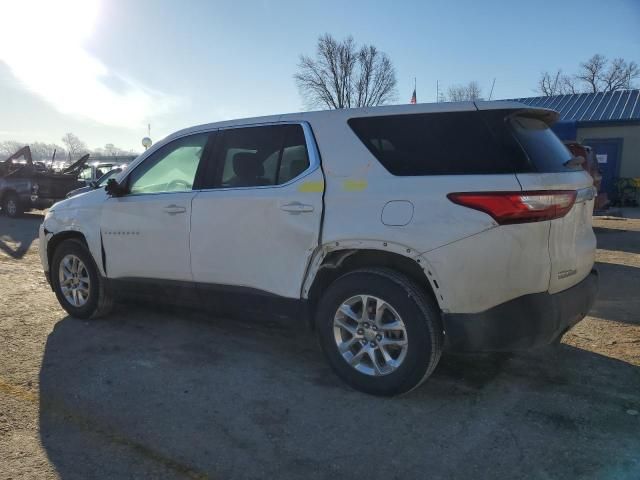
[{"x1": 410, "y1": 88, "x2": 416, "y2": 104}]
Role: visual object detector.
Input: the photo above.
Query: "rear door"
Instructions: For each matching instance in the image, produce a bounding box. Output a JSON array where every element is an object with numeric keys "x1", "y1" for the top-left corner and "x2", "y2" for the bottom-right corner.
[
  {"x1": 189, "y1": 122, "x2": 324, "y2": 298},
  {"x1": 506, "y1": 111, "x2": 596, "y2": 294}
]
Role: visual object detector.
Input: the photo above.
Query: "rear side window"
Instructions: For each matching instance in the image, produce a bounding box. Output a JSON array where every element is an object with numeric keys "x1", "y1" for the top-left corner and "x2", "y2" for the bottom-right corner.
[
  {"x1": 508, "y1": 115, "x2": 577, "y2": 172},
  {"x1": 348, "y1": 112, "x2": 522, "y2": 176},
  {"x1": 215, "y1": 124, "x2": 310, "y2": 188}
]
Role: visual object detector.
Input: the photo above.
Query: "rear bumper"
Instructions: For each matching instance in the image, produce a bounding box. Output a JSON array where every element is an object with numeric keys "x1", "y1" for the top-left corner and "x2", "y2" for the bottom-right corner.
[{"x1": 443, "y1": 269, "x2": 599, "y2": 352}]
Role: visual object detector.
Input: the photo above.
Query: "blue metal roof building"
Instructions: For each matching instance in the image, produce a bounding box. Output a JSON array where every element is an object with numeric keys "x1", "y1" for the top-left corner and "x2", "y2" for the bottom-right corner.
[
  {"x1": 512, "y1": 90, "x2": 640, "y2": 200},
  {"x1": 514, "y1": 90, "x2": 640, "y2": 123}
]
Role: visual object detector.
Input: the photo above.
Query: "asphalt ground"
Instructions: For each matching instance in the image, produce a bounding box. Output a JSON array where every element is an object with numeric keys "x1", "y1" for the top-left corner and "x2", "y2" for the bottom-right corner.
[{"x1": 1, "y1": 212, "x2": 639, "y2": 479}]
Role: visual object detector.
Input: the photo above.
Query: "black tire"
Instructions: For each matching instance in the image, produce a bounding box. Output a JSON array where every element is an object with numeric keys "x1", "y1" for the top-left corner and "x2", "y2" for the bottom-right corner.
[
  {"x1": 51, "y1": 239, "x2": 113, "y2": 319},
  {"x1": 315, "y1": 268, "x2": 443, "y2": 396},
  {"x1": 2, "y1": 192, "x2": 23, "y2": 218}
]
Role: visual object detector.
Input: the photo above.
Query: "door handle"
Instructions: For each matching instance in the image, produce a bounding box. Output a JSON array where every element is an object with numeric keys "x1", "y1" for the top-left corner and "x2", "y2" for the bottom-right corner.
[
  {"x1": 280, "y1": 202, "x2": 314, "y2": 214},
  {"x1": 163, "y1": 204, "x2": 186, "y2": 215}
]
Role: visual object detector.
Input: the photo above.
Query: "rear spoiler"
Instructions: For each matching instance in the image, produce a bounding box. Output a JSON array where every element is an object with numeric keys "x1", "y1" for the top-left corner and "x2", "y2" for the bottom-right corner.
[
  {"x1": 474, "y1": 101, "x2": 560, "y2": 125},
  {"x1": 62, "y1": 153, "x2": 90, "y2": 175}
]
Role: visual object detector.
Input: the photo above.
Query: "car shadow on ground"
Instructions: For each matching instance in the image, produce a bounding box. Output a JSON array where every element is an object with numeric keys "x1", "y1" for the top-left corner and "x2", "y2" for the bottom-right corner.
[
  {"x1": 0, "y1": 212, "x2": 42, "y2": 259},
  {"x1": 39, "y1": 307, "x2": 640, "y2": 480}
]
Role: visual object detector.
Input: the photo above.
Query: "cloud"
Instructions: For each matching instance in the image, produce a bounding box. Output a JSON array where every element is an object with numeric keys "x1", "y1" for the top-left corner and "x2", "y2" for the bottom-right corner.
[{"x1": 0, "y1": 0, "x2": 178, "y2": 129}]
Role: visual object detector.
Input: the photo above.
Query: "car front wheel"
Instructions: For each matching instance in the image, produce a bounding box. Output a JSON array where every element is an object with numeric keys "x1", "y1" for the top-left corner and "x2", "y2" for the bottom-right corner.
[
  {"x1": 315, "y1": 268, "x2": 443, "y2": 396},
  {"x1": 51, "y1": 239, "x2": 113, "y2": 319}
]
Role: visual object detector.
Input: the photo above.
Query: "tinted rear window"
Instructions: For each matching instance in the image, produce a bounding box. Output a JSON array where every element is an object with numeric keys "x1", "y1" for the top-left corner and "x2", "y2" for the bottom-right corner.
[
  {"x1": 508, "y1": 115, "x2": 577, "y2": 172},
  {"x1": 348, "y1": 112, "x2": 528, "y2": 176}
]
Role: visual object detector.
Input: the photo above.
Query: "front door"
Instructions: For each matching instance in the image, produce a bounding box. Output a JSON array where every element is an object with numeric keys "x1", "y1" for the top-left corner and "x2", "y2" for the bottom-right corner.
[
  {"x1": 583, "y1": 138, "x2": 622, "y2": 198},
  {"x1": 101, "y1": 131, "x2": 213, "y2": 281},
  {"x1": 190, "y1": 123, "x2": 324, "y2": 298}
]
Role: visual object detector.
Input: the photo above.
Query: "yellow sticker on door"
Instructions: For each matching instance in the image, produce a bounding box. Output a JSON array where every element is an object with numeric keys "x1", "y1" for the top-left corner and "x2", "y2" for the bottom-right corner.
[
  {"x1": 343, "y1": 179, "x2": 368, "y2": 191},
  {"x1": 297, "y1": 181, "x2": 325, "y2": 193}
]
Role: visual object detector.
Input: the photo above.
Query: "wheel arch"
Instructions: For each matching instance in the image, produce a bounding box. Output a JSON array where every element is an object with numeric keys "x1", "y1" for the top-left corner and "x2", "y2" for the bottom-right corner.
[
  {"x1": 47, "y1": 231, "x2": 89, "y2": 272},
  {"x1": 303, "y1": 243, "x2": 447, "y2": 314}
]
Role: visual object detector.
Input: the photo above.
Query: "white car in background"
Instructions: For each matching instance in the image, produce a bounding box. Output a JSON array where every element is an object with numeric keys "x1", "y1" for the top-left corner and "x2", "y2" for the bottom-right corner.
[
  {"x1": 39, "y1": 101, "x2": 598, "y2": 396},
  {"x1": 78, "y1": 162, "x2": 128, "y2": 185}
]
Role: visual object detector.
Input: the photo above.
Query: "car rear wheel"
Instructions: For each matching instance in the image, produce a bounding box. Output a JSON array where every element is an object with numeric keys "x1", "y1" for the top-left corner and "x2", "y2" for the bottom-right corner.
[
  {"x1": 2, "y1": 193, "x2": 23, "y2": 218},
  {"x1": 315, "y1": 268, "x2": 443, "y2": 396},
  {"x1": 51, "y1": 239, "x2": 113, "y2": 319}
]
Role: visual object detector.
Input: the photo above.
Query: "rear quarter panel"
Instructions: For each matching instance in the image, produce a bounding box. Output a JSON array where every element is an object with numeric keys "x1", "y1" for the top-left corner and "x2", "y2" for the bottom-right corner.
[
  {"x1": 301, "y1": 110, "x2": 551, "y2": 313},
  {"x1": 423, "y1": 223, "x2": 552, "y2": 313}
]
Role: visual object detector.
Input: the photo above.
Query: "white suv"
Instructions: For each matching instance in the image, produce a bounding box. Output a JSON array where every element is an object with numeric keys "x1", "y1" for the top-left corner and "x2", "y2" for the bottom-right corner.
[{"x1": 39, "y1": 101, "x2": 598, "y2": 396}]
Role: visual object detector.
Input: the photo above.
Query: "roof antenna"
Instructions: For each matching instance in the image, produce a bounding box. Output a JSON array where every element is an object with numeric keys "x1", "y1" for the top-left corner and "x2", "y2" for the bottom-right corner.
[{"x1": 488, "y1": 78, "x2": 496, "y2": 100}]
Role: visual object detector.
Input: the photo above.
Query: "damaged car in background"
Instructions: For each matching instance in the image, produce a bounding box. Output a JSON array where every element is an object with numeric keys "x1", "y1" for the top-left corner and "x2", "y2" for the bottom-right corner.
[
  {"x1": 0, "y1": 146, "x2": 88, "y2": 217},
  {"x1": 66, "y1": 167, "x2": 124, "y2": 198}
]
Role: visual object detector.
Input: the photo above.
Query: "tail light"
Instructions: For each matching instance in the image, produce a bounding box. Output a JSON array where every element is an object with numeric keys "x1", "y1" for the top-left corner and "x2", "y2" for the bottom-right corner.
[{"x1": 447, "y1": 190, "x2": 577, "y2": 225}]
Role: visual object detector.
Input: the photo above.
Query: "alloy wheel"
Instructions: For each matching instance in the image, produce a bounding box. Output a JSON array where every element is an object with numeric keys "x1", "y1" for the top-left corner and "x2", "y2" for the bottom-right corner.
[
  {"x1": 333, "y1": 295, "x2": 409, "y2": 376},
  {"x1": 58, "y1": 254, "x2": 91, "y2": 307}
]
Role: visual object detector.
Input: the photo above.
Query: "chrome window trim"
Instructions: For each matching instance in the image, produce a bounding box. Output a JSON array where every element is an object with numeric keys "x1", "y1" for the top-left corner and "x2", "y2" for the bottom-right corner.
[{"x1": 195, "y1": 121, "x2": 321, "y2": 193}]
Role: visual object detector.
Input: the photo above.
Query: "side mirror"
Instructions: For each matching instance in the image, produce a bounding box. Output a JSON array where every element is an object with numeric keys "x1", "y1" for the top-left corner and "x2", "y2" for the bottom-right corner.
[
  {"x1": 89, "y1": 180, "x2": 99, "y2": 189},
  {"x1": 105, "y1": 178, "x2": 127, "y2": 197}
]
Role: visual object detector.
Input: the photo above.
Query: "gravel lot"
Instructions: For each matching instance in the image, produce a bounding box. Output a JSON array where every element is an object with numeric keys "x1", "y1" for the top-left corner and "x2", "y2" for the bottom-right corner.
[{"x1": 1, "y1": 211, "x2": 639, "y2": 479}]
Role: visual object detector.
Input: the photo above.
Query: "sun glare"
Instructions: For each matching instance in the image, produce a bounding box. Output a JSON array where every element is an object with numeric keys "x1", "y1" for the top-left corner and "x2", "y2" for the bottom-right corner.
[{"x1": 0, "y1": 0, "x2": 171, "y2": 129}]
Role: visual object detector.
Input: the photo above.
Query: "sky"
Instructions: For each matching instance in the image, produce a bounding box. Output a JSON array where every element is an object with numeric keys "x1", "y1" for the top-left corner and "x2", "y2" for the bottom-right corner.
[{"x1": 0, "y1": 0, "x2": 639, "y2": 152}]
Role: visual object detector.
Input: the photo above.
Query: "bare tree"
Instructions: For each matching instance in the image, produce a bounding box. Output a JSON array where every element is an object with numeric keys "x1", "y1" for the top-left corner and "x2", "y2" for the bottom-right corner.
[
  {"x1": 466, "y1": 81, "x2": 482, "y2": 100},
  {"x1": 104, "y1": 143, "x2": 117, "y2": 156},
  {"x1": 537, "y1": 69, "x2": 578, "y2": 96},
  {"x1": 538, "y1": 70, "x2": 562, "y2": 96},
  {"x1": 101, "y1": 143, "x2": 134, "y2": 156},
  {"x1": 295, "y1": 34, "x2": 397, "y2": 109},
  {"x1": 576, "y1": 54, "x2": 608, "y2": 93},
  {"x1": 537, "y1": 55, "x2": 639, "y2": 95},
  {"x1": 447, "y1": 81, "x2": 483, "y2": 101},
  {"x1": 61, "y1": 132, "x2": 88, "y2": 158},
  {"x1": 447, "y1": 85, "x2": 466, "y2": 102},
  {"x1": 574, "y1": 54, "x2": 640, "y2": 93},
  {"x1": 30, "y1": 142, "x2": 67, "y2": 161},
  {"x1": 0, "y1": 140, "x2": 24, "y2": 159},
  {"x1": 600, "y1": 57, "x2": 640, "y2": 92},
  {"x1": 559, "y1": 75, "x2": 579, "y2": 94}
]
